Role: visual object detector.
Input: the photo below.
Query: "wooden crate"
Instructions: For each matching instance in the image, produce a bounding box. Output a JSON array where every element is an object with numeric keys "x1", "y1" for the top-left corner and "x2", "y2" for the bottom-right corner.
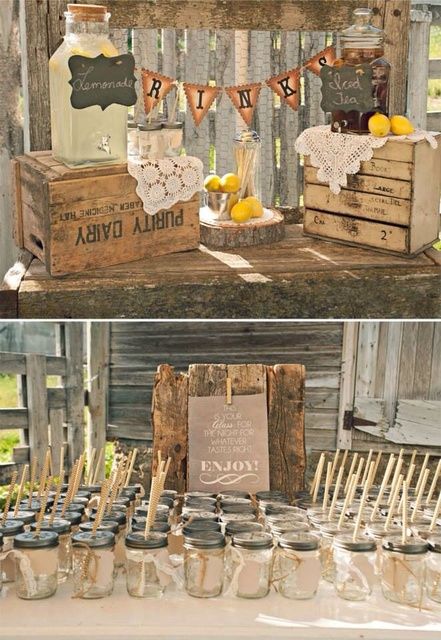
[
  {"x1": 12, "y1": 151, "x2": 200, "y2": 276},
  {"x1": 303, "y1": 135, "x2": 441, "y2": 257}
]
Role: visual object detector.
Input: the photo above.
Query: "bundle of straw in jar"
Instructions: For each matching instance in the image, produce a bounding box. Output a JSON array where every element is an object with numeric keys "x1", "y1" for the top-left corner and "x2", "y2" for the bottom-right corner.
[{"x1": 234, "y1": 130, "x2": 261, "y2": 200}]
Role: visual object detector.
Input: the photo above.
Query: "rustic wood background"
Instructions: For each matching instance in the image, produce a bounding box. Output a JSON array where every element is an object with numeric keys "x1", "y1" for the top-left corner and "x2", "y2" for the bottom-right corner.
[{"x1": 151, "y1": 362, "x2": 306, "y2": 498}]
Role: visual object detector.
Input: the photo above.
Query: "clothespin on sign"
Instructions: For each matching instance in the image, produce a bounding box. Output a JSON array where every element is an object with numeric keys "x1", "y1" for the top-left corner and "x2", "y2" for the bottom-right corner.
[{"x1": 226, "y1": 378, "x2": 232, "y2": 405}]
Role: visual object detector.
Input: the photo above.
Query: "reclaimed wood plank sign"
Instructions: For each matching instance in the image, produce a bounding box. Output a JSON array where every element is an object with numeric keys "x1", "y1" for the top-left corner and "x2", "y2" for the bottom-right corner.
[
  {"x1": 320, "y1": 64, "x2": 374, "y2": 113},
  {"x1": 68, "y1": 53, "x2": 137, "y2": 110},
  {"x1": 187, "y1": 392, "x2": 270, "y2": 492}
]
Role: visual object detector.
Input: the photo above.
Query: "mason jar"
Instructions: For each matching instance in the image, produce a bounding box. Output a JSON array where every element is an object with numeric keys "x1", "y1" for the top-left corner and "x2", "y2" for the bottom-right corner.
[
  {"x1": 90, "y1": 510, "x2": 126, "y2": 566},
  {"x1": 55, "y1": 510, "x2": 82, "y2": 534},
  {"x1": 125, "y1": 531, "x2": 170, "y2": 598},
  {"x1": 275, "y1": 531, "x2": 321, "y2": 599},
  {"x1": 0, "y1": 520, "x2": 25, "y2": 583},
  {"x1": 72, "y1": 530, "x2": 115, "y2": 598},
  {"x1": 270, "y1": 520, "x2": 310, "y2": 541},
  {"x1": 227, "y1": 532, "x2": 273, "y2": 599},
  {"x1": 318, "y1": 522, "x2": 354, "y2": 583},
  {"x1": 333, "y1": 534, "x2": 377, "y2": 601},
  {"x1": 31, "y1": 518, "x2": 72, "y2": 583},
  {"x1": 6, "y1": 510, "x2": 35, "y2": 529},
  {"x1": 162, "y1": 122, "x2": 183, "y2": 157},
  {"x1": 182, "y1": 521, "x2": 221, "y2": 537},
  {"x1": 138, "y1": 123, "x2": 164, "y2": 160},
  {"x1": 426, "y1": 536, "x2": 441, "y2": 604},
  {"x1": 131, "y1": 520, "x2": 171, "y2": 535},
  {"x1": 14, "y1": 530, "x2": 59, "y2": 599},
  {"x1": 365, "y1": 523, "x2": 402, "y2": 573},
  {"x1": 225, "y1": 522, "x2": 264, "y2": 539},
  {"x1": 233, "y1": 129, "x2": 261, "y2": 200},
  {"x1": 128, "y1": 121, "x2": 139, "y2": 156},
  {"x1": 381, "y1": 537, "x2": 428, "y2": 606},
  {"x1": 184, "y1": 531, "x2": 225, "y2": 598}
]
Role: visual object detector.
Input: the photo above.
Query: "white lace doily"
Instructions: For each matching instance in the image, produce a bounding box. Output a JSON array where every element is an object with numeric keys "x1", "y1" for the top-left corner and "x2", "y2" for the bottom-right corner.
[
  {"x1": 295, "y1": 125, "x2": 439, "y2": 194},
  {"x1": 127, "y1": 156, "x2": 204, "y2": 215}
]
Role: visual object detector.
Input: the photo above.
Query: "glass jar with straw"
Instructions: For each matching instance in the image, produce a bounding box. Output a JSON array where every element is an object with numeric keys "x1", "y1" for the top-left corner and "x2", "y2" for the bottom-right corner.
[
  {"x1": 184, "y1": 531, "x2": 226, "y2": 598},
  {"x1": 233, "y1": 129, "x2": 261, "y2": 203},
  {"x1": 14, "y1": 530, "x2": 59, "y2": 599},
  {"x1": 381, "y1": 536, "x2": 428, "y2": 606},
  {"x1": 333, "y1": 534, "x2": 377, "y2": 601},
  {"x1": 0, "y1": 520, "x2": 25, "y2": 583},
  {"x1": 125, "y1": 531, "x2": 170, "y2": 598},
  {"x1": 426, "y1": 536, "x2": 441, "y2": 604},
  {"x1": 72, "y1": 530, "x2": 115, "y2": 598},
  {"x1": 274, "y1": 531, "x2": 321, "y2": 600},
  {"x1": 30, "y1": 517, "x2": 72, "y2": 583}
]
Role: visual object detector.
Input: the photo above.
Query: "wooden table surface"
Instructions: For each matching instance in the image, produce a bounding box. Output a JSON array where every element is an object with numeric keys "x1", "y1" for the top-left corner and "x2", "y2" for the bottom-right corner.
[
  {"x1": 1, "y1": 226, "x2": 440, "y2": 319},
  {"x1": 1, "y1": 574, "x2": 440, "y2": 639}
]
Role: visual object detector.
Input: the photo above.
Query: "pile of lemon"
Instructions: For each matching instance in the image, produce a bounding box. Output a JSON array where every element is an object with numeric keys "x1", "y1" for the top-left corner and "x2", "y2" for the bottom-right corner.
[
  {"x1": 204, "y1": 173, "x2": 264, "y2": 224},
  {"x1": 368, "y1": 114, "x2": 414, "y2": 138}
]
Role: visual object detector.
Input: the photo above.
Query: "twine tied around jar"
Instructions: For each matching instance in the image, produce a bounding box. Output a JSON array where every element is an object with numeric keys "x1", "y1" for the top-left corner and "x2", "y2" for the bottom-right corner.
[
  {"x1": 334, "y1": 551, "x2": 374, "y2": 597},
  {"x1": 8, "y1": 549, "x2": 38, "y2": 597},
  {"x1": 223, "y1": 544, "x2": 272, "y2": 597},
  {"x1": 72, "y1": 541, "x2": 99, "y2": 599},
  {"x1": 129, "y1": 549, "x2": 180, "y2": 595},
  {"x1": 186, "y1": 547, "x2": 224, "y2": 594},
  {"x1": 270, "y1": 548, "x2": 303, "y2": 592}
]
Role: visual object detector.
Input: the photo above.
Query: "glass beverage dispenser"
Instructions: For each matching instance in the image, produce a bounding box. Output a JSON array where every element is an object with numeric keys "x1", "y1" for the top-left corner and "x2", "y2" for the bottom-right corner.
[
  {"x1": 49, "y1": 4, "x2": 127, "y2": 167},
  {"x1": 332, "y1": 8, "x2": 390, "y2": 134}
]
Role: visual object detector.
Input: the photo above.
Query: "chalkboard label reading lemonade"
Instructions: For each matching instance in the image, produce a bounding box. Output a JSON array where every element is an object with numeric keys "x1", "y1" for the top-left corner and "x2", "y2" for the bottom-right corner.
[
  {"x1": 68, "y1": 53, "x2": 137, "y2": 111},
  {"x1": 320, "y1": 64, "x2": 374, "y2": 114}
]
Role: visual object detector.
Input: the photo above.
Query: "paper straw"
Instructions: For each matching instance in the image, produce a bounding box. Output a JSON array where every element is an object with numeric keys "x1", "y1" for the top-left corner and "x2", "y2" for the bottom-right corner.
[
  {"x1": 429, "y1": 490, "x2": 441, "y2": 532},
  {"x1": 59, "y1": 445, "x2": 65, "y2": 481},
  {"x1": 92, "y1": 480, "x2": 111, "y2": 535},
  {"x1": 60, "y1": 459, "x2": 79, "y2": 516},
  {"x1": 27, "y1": 457, "x2": 37, "y2": 507},
  {"x1": 349, "y1": 457, "x2": 365, "y2": 504},
  {"x1": 388, "y1": 457, "x2": 403, "y2": 505},
  {"x1": 406, "y1": 449, "x2": 417, "y2": 482},
  {"x1": 144, "y1": 461, "x2": 164, "y2": 538},
  {"x1": 124, "y1": 448, "x2": 138, "y2": 487},
  {"x1": 353, "y1": 461, "x2": 375, "y2": 541},
  {"x1": 35, "y1": 476, "x2": 51, "y2": 537},
  {"x1": 371, "y1": 450, "x2": 382, "y2": 484},
  {"x1": 92, "y1": 447, "x2": 105, "y2": 484},
  {"x1": 385, "y1": 474, "x2": 403, "y2": 531},
  {"x1": 360, "y1": 449, "x2": 373, "y2": 485},
  {"x1": 86, "y1": 448, "x2": 96, "y2": 484},
  {"x1": 344, "y1": 453, "x2": 358, "y2": 493},
  {"x1": 414, "y1": 453, "x2": 430, "y2": 493},
  {"x1": 402, "y1": 480, "x2": 408, "y2": 545},
  {"x1": 49, "y1": 472, "x2": 64, "y2": 525},
  {"x1": 370, "y1": 454, "x2": 395, "y2": 522},
  {"x1": 398, "y1": 464, "x2": 415, "y2": 511},
  {"x1": 330, "y1": 449, "x2": 340, "y2": 480},
  {"x1": 310, "y1": 452, "x2": 325, "y2": 496},
  {"x1": 13, "y1": 464, "x2": 29, "y2": 517},
  {"x1": 411, "y1": 467, "x2": 430, "y2": 522},
  {"x1": 107, "y1": 461, "x2": 125, "y2": 514},
  {"x1": 37, "y1": 450, "x2": 50, "y2": 498},
  {"x1": 1, "y1": 471, "x2": 18, "y2": 526},
  {"x1": 312, "y1": 454, "x2": 326, "y2": 503},
  {"x1": 73, "y1": 453, "x2": 85, "y2": 495},
  {"x1": 337, "y1": 474, "x2": 356, "y2": 530},
  {"x1": 340, "y1": 449, "x2": 349, "y2": 472},
  {"x1": 426, "y1": 458, "x2": 441, "y2": 504},
  {"x1": 328, "y1": 464, "x2": 345, "y2": 521},
  {"x1": 322, "y1": 462, "x2": 332, "y2": 509}
]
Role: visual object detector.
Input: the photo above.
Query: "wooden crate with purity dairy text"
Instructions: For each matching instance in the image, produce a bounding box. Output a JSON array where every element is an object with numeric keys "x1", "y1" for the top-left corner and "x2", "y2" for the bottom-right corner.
[
  {"x1": 303, "y1": 135, "x2": 441, "y2": 257},
  {"x1": 12, "y1": 151, "x2": 200, "y2": 276}
]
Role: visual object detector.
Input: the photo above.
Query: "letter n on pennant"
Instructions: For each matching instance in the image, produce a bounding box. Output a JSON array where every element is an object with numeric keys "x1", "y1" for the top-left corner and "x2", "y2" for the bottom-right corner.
[{"x1": 225, "y1": 83, "x2": 262, "y2": 126}]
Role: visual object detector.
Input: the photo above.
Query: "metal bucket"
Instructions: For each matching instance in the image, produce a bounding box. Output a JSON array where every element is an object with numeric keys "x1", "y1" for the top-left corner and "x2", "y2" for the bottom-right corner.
[{"x1": 204, "y1": 190, "x2": 238, "y2": 221}]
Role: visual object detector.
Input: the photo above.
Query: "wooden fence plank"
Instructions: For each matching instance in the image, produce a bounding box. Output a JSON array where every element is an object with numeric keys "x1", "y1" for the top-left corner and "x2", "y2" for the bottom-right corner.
[
  {"x1": 302, "y1": 32, "x2": 328, "y2": 128},
  {"x1": 0, "y1": 408, "x2": 28, "y2": 429},
  {"x1": 429, "y1": 323, "x2": 441, "y2": 400},
  {"x1": 63, "y1": 323, "x2": 85, "y2": 465},
  {"x1": 412, "y1": 323, "x2": 435, "y2": 399},
  {"x1": 49, "y1": 407, "x2": 65, "y2": 476},
  {"x1": 0, "y1": 351, "x2": 66, "y2": 376},
  {"x1": 337, "y1": 322, "x2": 359, "y2": 449},
  {"x1": 355, "y1": 322, "x2": 380, "y2": 398},
  {"x1": 383, "y1": 322, "x2": 403, "y2": 426},
  {"x1": 267, "y1": 364, "x2": 306, "y2": 498},
  {"x1": 408, "y1": 8, "x2": 432, "y2": 128},
  {"x1": 25, "y1": 354, "x2": 49, "y2": 474},
  {"x1": 87, "y1": 321, "x2": 110, "y2": 480},
  {"x1": 398, "y1": 322, "x2": 419, "y2": 398},
  {"x1": 214, "y1": 31, "x2": 236, "y2": 176},
  {"x1": 132, "y1": 28, "x2": 159, "y2": 123}
]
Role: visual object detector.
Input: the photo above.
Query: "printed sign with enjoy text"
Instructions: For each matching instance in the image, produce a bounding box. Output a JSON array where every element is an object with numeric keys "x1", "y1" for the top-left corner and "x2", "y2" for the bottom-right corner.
[{"x1": 188, "y1": 393, "x2": 270, "y2": 492}]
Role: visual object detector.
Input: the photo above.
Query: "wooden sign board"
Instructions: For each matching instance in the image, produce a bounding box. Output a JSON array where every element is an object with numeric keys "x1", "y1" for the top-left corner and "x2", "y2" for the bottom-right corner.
[
  {"x1": 151, "y1": 363, "x2": 306, "y2": 499},
  {"x1": 68, "y1": 53, "x2": 137, "y2": 110},
  {"x1": 187, "y1": 392, "x2": 270, "y2": 492},
  {"x1": 320, "y1": 64, "x2": 374, "y2": 113}
]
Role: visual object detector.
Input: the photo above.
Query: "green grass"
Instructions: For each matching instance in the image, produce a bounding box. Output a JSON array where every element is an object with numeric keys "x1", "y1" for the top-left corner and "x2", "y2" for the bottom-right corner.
[
  {"x1": 428, "y1": 26, "x2": 441, "y2": 111},
  {"x1": 0, "y1": 375, "x2": 20, "y2": 463}
]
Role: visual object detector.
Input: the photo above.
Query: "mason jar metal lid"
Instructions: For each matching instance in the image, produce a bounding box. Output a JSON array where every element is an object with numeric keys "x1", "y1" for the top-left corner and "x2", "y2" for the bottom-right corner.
[
  {"x1": 31, "y1": 517, "x2": 71, "y2": 535},
  {"x1": 366, "y1": 523, "x2": 402, "y2": 539},
  {"x1": 182, "y1": 511, "x2": 219, "y2": 522},
  {"x1": 80, "y1": 520, "x2": 119, "y2": 535},
  {"x1": 132, "y1": 520, "x2": 171, "y2": 534},
  {"x1": 0, "y1": 519, "x2": 25, "y2": 536},
  {"x1": 184, "y1": 496, "x2": 217, "y2": 506},
  {"x1": 157, "y1": 496, "x2": 174, "y2": 509},
  {"x1": 341, "y1": 8, "x2": 384, "y2": 49},
  {"x1": 61, "y1": 502, "x2": 85, "y2": 514},
  {"x1": 265, "y1": 504, "x2": 300, "y2": 515},
  {"x1": 21, "y1": 497, "x2": 54, "y2": 512},
  {"x1": 217, "y1": 490, "x2": 250, "y2": 500},
  {"x1": 138, "y1": 123, "x2": 162, "y2": 131},
  {"x1": 68, "y1": 496, "x2": 89, "y2": 506},
  {"x1": 221, "y1": 504, "x2": 255, "y2": 515},
  {"x1": 220, "y1": 512, "x2": 256, "y2": 523},
  {"x1": 220, "y1": 498, "x2": 252, "y2": 507},
  {"x1": 267, "y1": 512, "x2": 307, "y2": 524},
  {"x1": 232, "y1": 531, "x2": 273, "y2": 550},
  {"x1": 382, "y1": 535, "x2": 428, "y2": 555},
  {"x1": 234, "y1": 129, "x2": 261, "y2": 144},
  {"x1": 184, "y1": 531, "x2": 226, "y2": 550},
  {"x1": 428, "y1": 536, "x2": 441, "y2": 553},
  {"x1": 55, "y1": 509, "x2": 82, "y2": 526},
  {"x1": 125, "y1": 531, "x2": 168, "y2": 550},
  {"x1": 182, "y1": 504, "x2": 217, "y2": 514},
  {"x1": 319, "y1": 522, "x2": 354, "y2": 538},
  {"x1": 185, "y1": 491, "x2": 217, "y2": 499},
  {"x1": 256, "y1": 490, "x2": 288, "y2": 501},
  {"x1": 14, "y1": 530, "x2": 59, "y2": 549},
  {"x1": 279, "y1": 531, "x2": 319, "y2": 551},
  {"x1": 7, "y1": 510, "x2": 35, "y2": 525},
  {"x1": 91, "y1": 510, "x2": 126, "y2": 526},
  {"x1": 163, "y1": 122, "x2": 183, "y2": 130},
  {"x1": 161, "y1": 489, "x2": 178, "y2": 498},
  {"x1": 72, "y1": 530, "x2": 115, "y2": 549},
  {"x1": 334, "y1": 533, "x2": 376, "y2": 552},
  {"x1": 271, "y1": 521, "x2": 310, "y2": 535},
  {"x1": 79, "y1": 484, "x2": 102, "y2": 494},
  {"x1": 120, "y1": 488, "x2": 137, "y2": 501},
  {"x1": 183, "y1": 521, "x2": 221, "y2": 536},
  {"x1": 113, "y1": 496, "x2": 131, "y2": 507},
  {"x1": 225, "y1": 521, "x2": 263, "y2": 536}
]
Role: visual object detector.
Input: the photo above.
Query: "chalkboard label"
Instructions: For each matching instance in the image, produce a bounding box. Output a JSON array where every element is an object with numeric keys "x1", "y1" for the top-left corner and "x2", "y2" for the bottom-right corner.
[
  {"x1": 320, "y1": 64, "x2": 374, "y2": 113},
  {"x1": 68, "y1": 53, "x2": 137, "y2": 111}
]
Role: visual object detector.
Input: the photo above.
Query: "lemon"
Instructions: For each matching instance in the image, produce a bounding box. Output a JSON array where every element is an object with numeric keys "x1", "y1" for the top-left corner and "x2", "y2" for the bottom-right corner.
[
  {"x1": 244, "y1": 196, "x2": 264, "y2": 218},
  {"x1": 390, "y1": 115, "x2": 414, "y2": 136},
  {"x1": 100, "y1": 42, "x2": 119, "y2": 57},
  {"x1": 220, "y1": 173, "x2": 240, "y2": 193},
  {"x1": 228, "y1": 193, "x2": 239, "y2": 214},
  {"x1": 204, "y1": 174, "x2": 222, "y2": 192},
  {"x1": 231, "y1": 200, "x2": 252, "y2": 224},
  {"x1": 368, "y1": 113, "x2": 391, "y2": 137}
]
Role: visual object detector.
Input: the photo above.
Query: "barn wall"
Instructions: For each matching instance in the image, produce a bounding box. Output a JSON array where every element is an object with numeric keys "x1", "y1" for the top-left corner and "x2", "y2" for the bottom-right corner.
[{"x1": 108, "y1": 321, "x2": 344, "y2": 451}]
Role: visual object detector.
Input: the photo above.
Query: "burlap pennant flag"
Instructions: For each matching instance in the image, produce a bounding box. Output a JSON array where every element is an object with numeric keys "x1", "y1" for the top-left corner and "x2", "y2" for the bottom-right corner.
[
  {"x1": 305, "y1": 45, "x2": 337, "y2": 76},
  {"x1": 184, "y1": 83, "x2": 221, "y2": 126},
  {"x1": 225, "y1": 82, "x2": 262, "y2": 126},
  {"x1": 141, "y1": 69, "x2": 175, "y2": 113},
  {"x1": 266, "y1": 67, "x2": 300, "y2": 111}
]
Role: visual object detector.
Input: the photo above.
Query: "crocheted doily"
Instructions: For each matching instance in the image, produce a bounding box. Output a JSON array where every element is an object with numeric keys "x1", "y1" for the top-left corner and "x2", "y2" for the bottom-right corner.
[
  {"x1": 127, "y1": 156, "x2": 204, "y2": 215},
  {"x1": 295, "y1": 125, "x2": 439, "y2": 194}
]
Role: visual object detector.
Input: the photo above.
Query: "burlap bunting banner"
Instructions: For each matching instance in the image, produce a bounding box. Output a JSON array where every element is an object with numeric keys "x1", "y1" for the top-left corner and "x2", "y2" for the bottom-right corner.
[{"x1": 140, "y1": 46, "x2": 336, "y2": 125}]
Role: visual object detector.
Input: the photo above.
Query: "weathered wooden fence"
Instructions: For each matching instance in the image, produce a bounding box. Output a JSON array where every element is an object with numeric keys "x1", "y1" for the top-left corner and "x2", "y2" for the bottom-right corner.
[{"x1": 0, "y1": 323, "x2": 85, "y2": 482}]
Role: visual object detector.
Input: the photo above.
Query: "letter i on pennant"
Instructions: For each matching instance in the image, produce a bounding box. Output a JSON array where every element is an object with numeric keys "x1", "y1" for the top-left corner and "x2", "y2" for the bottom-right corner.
[{"x1": 183, "y1": 83, "x2": 222, "y2": 126}]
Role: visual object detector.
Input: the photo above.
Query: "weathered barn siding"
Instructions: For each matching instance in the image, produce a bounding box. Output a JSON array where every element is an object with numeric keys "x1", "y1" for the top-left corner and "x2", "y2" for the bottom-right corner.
[{"x1": 108, "y1": 321, "x2": 343, "y2": 451}]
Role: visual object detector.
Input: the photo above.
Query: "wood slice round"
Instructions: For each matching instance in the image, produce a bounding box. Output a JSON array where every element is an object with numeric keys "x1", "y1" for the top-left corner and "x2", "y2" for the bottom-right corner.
[{"x1": 199, "y1": 207, "x2": 285, "y2": 249}]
